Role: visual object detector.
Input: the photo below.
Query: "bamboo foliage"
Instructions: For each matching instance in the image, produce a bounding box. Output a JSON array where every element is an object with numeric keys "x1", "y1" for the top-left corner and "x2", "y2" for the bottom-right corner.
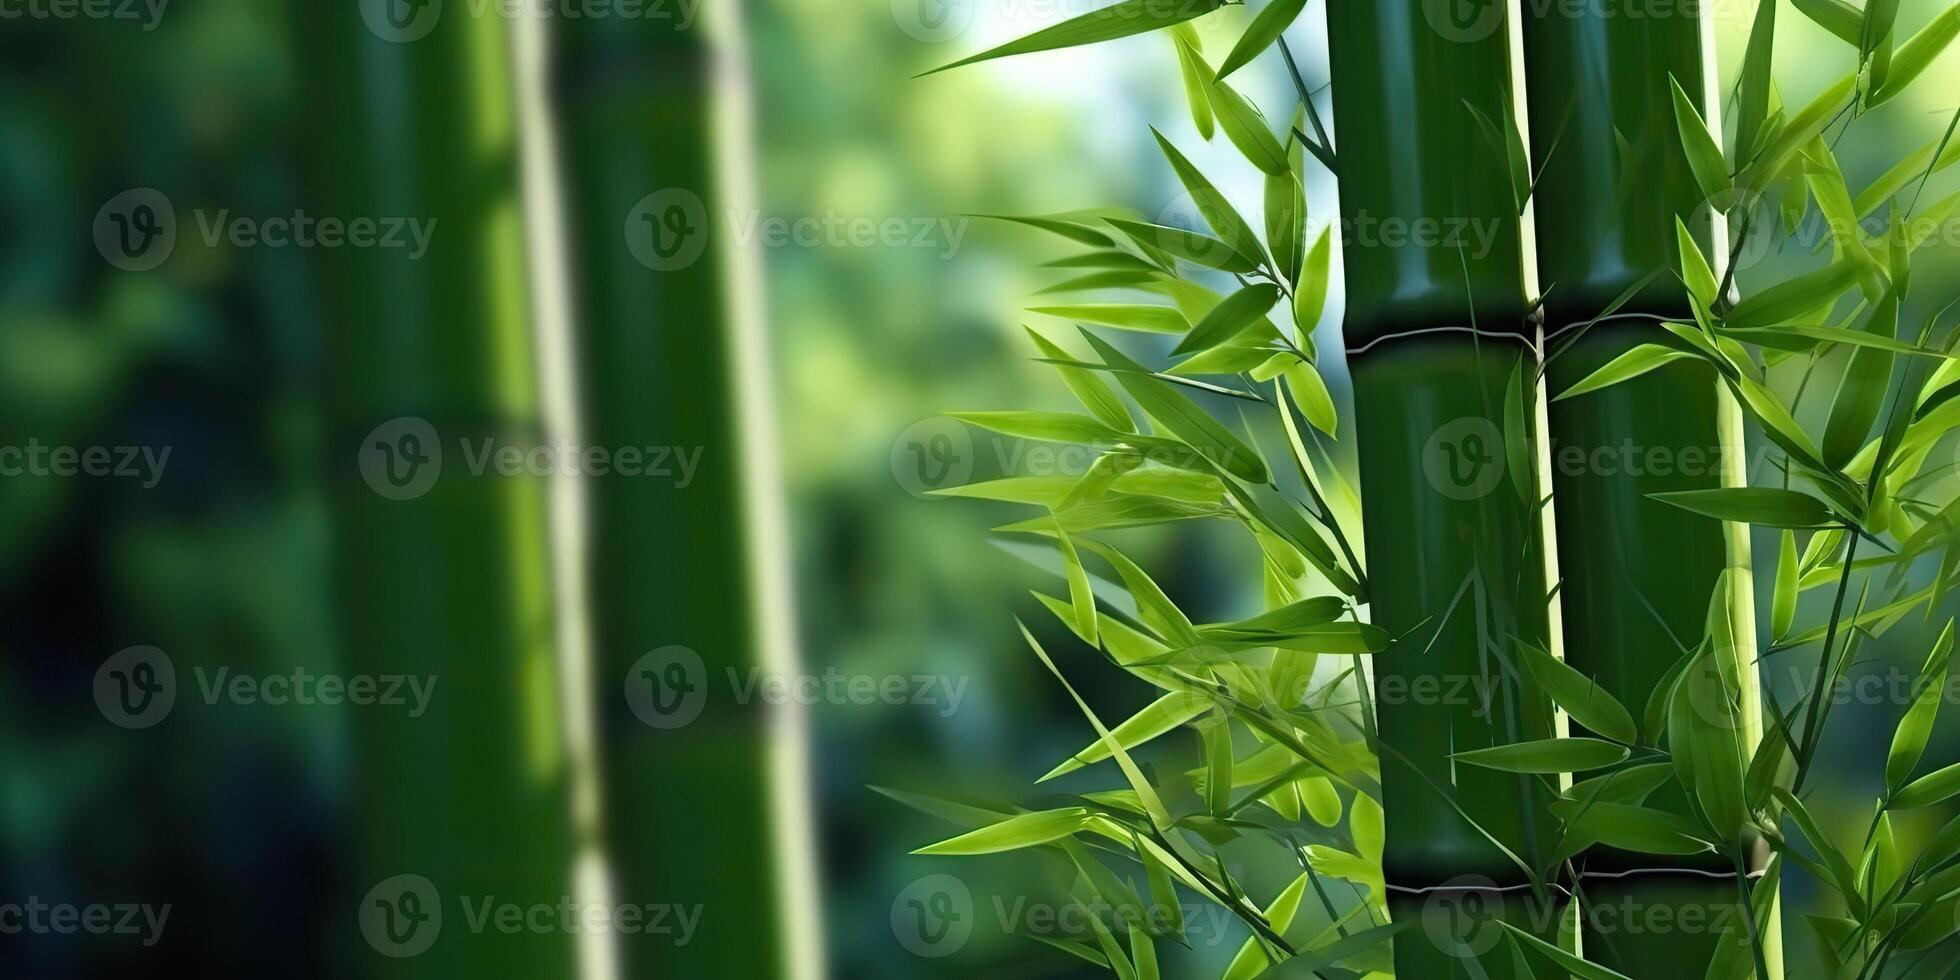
[{"x1": 904, "y1": 1, "x2": 1960, "y2": 978}]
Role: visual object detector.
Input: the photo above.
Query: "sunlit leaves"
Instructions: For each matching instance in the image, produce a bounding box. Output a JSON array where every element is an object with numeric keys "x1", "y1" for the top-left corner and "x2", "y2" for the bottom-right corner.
[
  {"x1": 1216, "y1": 0, "x2": 1306, "y2": 79},
  {"x1": 914, "y1": 807, "x2": 1094, "y2": 855},
  {"x1": 1872, "y1": 4, "x2": 1960, "y2": 106},
  {"x1": 1206, "y1": 74, "x2": 1290, "y2": 175},
  {"x1": 1670, "y1": 75, "x2": 1731, "y2": 199},
  {"x1": 923, "y1": 0, "x2": 1228, "y2": 75},
  {"x1": 1886, "y1": 620, "x2": 1955, "y2": 793}
]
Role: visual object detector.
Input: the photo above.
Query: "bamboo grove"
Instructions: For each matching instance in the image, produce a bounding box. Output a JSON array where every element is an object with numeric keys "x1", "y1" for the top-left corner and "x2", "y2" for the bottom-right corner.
[{"x1": 905, "y1": 1, "x2": 1960, "y2": 977}]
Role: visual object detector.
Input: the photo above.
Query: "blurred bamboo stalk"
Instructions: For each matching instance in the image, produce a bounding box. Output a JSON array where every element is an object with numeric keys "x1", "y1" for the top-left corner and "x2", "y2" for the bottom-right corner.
[
  {"x1": 294, "y1": 4, "x2": 578, "y2": 978},
  {"x1": 549, "y1": 3, "x2": 823, "y2": 978}
]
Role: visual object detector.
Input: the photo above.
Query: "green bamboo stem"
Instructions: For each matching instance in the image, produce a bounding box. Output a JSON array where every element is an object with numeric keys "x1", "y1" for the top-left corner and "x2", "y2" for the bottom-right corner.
[
  {"x1": 295, "y1": 8, "x2": 578, "y2": 978},
  {"x1": 1524, "y1": 6, "x2": 1781, "y2": 977},
  {"x1": 1326, "y1": 3, "x2": 1568, "y2": 974},
  {"x1": 551, "y1": 10, "x2": 819, "y2": 979}
]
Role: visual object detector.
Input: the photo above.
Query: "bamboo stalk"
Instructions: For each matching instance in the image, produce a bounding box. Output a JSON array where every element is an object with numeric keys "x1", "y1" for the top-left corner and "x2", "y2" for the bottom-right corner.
[
  {"x1": 550, "y1": 10, "x2": 820, "y2": 979},
  {"x1": 1325, "y1": 3, "x2": 1569, "y2": 974},
  {"x1": 294, "y1": 7, "x2": 578, "y2": 978},
  {"x1": 1523, "y1": 5, "x2": 1781, "y2": 976}
]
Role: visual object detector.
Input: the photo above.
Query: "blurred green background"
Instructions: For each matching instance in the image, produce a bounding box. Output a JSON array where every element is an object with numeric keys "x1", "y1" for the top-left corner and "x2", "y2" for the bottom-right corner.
[{"x1": 4, "y1": 0, "x2": 1960, "y2": 977}]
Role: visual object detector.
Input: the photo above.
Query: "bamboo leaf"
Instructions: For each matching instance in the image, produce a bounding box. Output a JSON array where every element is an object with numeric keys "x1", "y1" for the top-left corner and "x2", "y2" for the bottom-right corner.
[
  {"x1": 1553, "y1": 344, "x2": 1699, "y2": 401},
  {"x1": 1171, "y1": 25, "x2": 1215, "y2": 140},
  {"x1": 1567, "y1": 801, "x2": 1716, "y2": 855},
  {"x1": 1893, "y1": 762, "x2": 1960, "y2": 809},
  {"x1": 949, "y1": 411, "x2": 1124, "y2": 444},
  {"x1": 1032, "y1": 303, "x2": 1192, "y2": 334},
  {"x1": 1873, "y1": 4, "x2": 1960, "y2": 105},
  {"x1": 1793, "y1": 0, "x2": 1864, "y2": 46},
  {"x1": 974, "y1": 213, "x2": 1115, "y2": 247},
  {"x1": 914, "y1": 806, "x2": 1092, "y2": 854},
  {"x1": 1152, "y1": 128, "x2": 1268, "y2": 269},
  {"x1": 923, "y1": 0, "x2": 1229, "y2": 75},
  {"x1": 1737, "y1": 0, "x2": 1777, "y2": 160},
  {"x1": 1283, "y1": 361, "x2": 1337, "y2": 438},
  {"x1": 1452, "y1": 737, "x2": 1630, "y2": 774},
  {"x1": 1496, "y1": 921, "x2": 1637, "y2": 980},
  {"x1": 1265, "y1": 169, "x2": 1306, "y2": 286},
  {"x1": 1888, "y1": 620, "x2": 1956, "y2": 793},
  {"x1": 1107, "y1": 218, "x2": 1258, "y2": 273},
  {"x1": 1520, "y1": 640, "x2": 1638, "y2": 745},
  {"x1": 1041, "y1": 691, "x2": 1209, "y2": 781},
  {"x1": 1651, "y1": 488, "x2": 1837, "y2": 529},
  {"x1": 1054, "y1": 518, "x2": 1100, "y2": 645},
  {"x1": 1293, "y1": 228, "x2": 1332, "y2": 340},
  {"x1": 1202, "y1": 709, "x2": 1233, "y2": 815},
  {"x1": 1822, "y1": 292, "x2": 1899, "y2": 468},
  {"x1": 1020, "y1": 621, "x2": 1177, "y2": 831},
  {"x1": 1175, "y1": 283, "x2": 1280, "y2": 355},
  {"x1": 1773, "y1": 530, "x2": 1799, "y2": 640},
  {"x1": 1207, "y1": 74, "x2": 1290, "y2": 175},
  {"x1": 1217, "y1": 0, "x2": 1307, "y2": 78},
  {"x1": 1222, "y1": 872, "x2": 1308, "y2": 980},
  {"x1": 1082, "y1": 331, "x2": 1269, "y2": 483},
  {"x1": 1671, "y1": 75, "x2": 1732, "y2": 199}
]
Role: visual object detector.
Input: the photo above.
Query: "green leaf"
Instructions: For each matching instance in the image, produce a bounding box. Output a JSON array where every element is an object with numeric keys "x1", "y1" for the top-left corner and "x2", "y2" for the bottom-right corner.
[
  {"x1": 1730, "y1": 371, "x2": 1831, "y2": 471},
  {"x1": 1888, "y1": 620, "x2": 1956, "y2": 793},
  {"x1": 949, "y1": 411, "x2": 1123, "y2": 444},
  {"x1": 1222, "y1": 872, "x2": 1308, "y2": 980},
  {"x1": 1873, "y1": 5, "x2": 1960, "y2": 105},
  {"x1": 1520, "y1": 640, "x2": 1638, "y2": 745},
  {"x1": 1024, "y1": 327, "x2": 1136, "y2": 433},
  {"x1": 1496, "y1": 921, "x2": 1637, "y2": 980},
  {"x1": 1206, "y1": 74, "x2": 1290, "y2": 175},
  {"x1": 1020, "y1": 621, "x2": 1176, "y2": 831},
  {"x1": 1793, "y1": 0, "x2": 1864, "y2": 46},
  {"x1": 1265, "y1": 169, "x2": 1305, "y2": 286},
  {"x1": 1772, "y1": 530, "x2": 1799, "y2": 640},
  {"x1": 972, "y1": 213, "x2": 1115, "y2": 247},
  {"x1": 1170, "y1": 25, "x2": 1215, "y2": 140},
  {"x1": 1737, "y1": 0, "x2": 1777, "y2": 161},
  {"x1": 1051, "y1": 518, "x2": 1100, "y2": 645},
  {"x1": 1152, "y1": 128, "x2": 1267, "y2": 269},
  {"x1": 1671, "y1": 75, "x2": 1732, "y2": 199},
  {"x1": 1553, "y1": 343, "x2": 1699, "y2": 401},
  {"x1": 1077, "y1": 539, "x2": 1202, "y2": 645},
  {"x1": 1175, "y1": 283, "x2": 1279, "y2": 356},
  {"x1": 1217, "y1": 0, "x2": 1306, "y2": 78},
  {"x1": 1452, "y1": 738, "x2": 1630, "y2": 774},
  {"x1": 914, "y1": 806, "x2": 1092, "y2": 854},
  {"x1": 1202, "y1": 709, "x2": 1233, "y2": 815},
  {"x1": 1677, "y1": 216, "x2": 1720, "y2": 309},
  {"x1": 923, "y1": 0, "x2": 1229, "y2": 75},
  {"x1": 1284, "y1": 362, "x2": 1337, "y2": 438},
  {"x1": 1031, "y1": 303, "x2": 1191, "y2": 334},
  {"x1": 1082, "y1": 332, "x2": 1269, "y2": 483},
  {"x1": 1293, "y1": 227, "x2": 1332, "y2": 339},
  {"x1": 1723, "y1": 260, "x2": 1860, "y2": 329},
  {"x1": 1137, "y1": 831, "x2": 1185, "y2": 938},
  {"x1": 1565, "y1": 801, "x2": 1716, "y2": 855},
  {"x1": 1652, "y1": 487, "x2": 1837, "y2": 529},
  {"x1": 1822, "y1": 292, "x2": 1899, "y2": 468},
  {"x1": 1042, "y1": 692, "x2": 1207, "y2": 781},
  {"x1": 1106, "y1": 218, "x2": 1257, "y2": 272},
  {"x1": 1893, "y1": 762, "x2": 1960, "y2": 809}
]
